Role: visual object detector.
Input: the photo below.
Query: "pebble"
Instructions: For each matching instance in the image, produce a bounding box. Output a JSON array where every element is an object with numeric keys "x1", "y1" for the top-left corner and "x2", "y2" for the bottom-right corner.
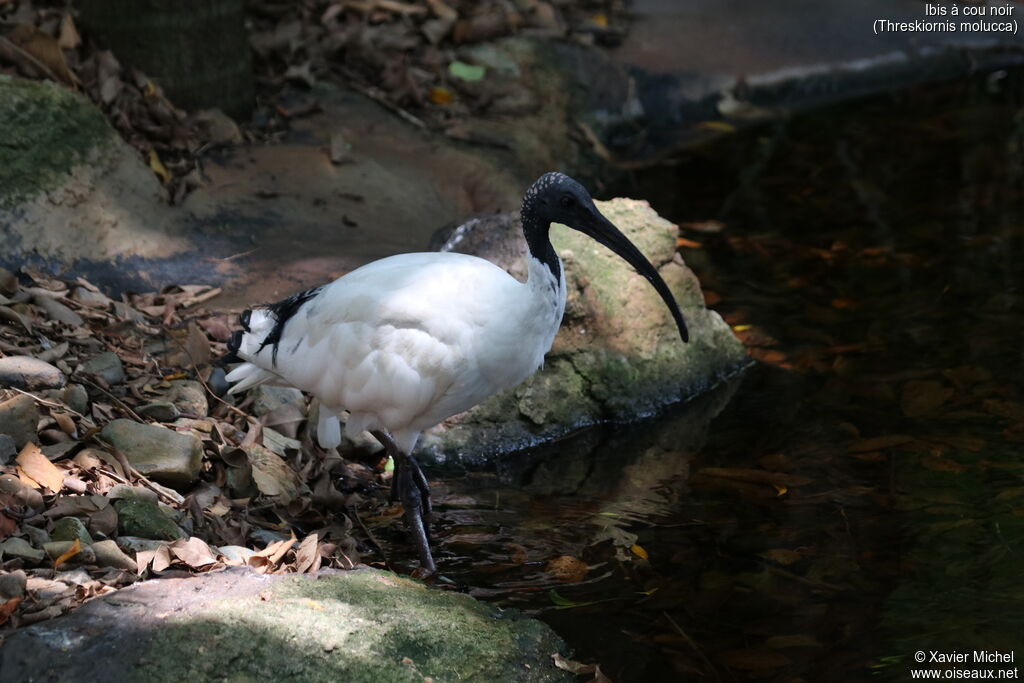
[
  {"x1": 101, "y1": 420, "x2": 203, "y2": 488},
  {"x1": 51, "y1": 517, "x2": 94, "y2": 545},
  {"x1": 31, "y1": 294, "x2": 83, "y2": 326},
  {"x1": 165, "y1": 380, "x2": 208, "y2": 417},
  {"x1": 113, "y1": 500, "x2": 185, "y2": 541},
  {"x1": 90, "y1": 540, "x2": 137, "y2": 571},
  {"x1": 0, "y1": 434, "x2": 16, "y2": 465},
  {"x1": 79, "y1": 351, "x2": 125, "y2": 385},
  {"x1": 1, "y1": 538, "x2": 45, "y2": 564},
  {"x1": 206, "y1": 367, "x2": 230, "y2": 398},
  {"x1": 251, "y1": 385, "x2": 305, "y2": 417},
  {"x1": 0, "y1": 267, "x2": 16, "y2": 295},
  {"x1": 0, "y1": 570, "x2": 27, "y2": 599},
  {"x1": 42, "y1": 541, "x2": 96, "y2": 565},
  {"x1": 0, "y1": 356, "x2": 66, "y2": 391},
  {"x1": 115, "y1": 536, "x2": 165, "y2": 554},
  {"x1": 0, "y1": 394, "x2": 39, "y2": 449},
  {"x1": 106, "y1": 484, "x2": 159, "y2": 505},
  {"x1": 137, "y1": 401, "x2": 180, "y2": 422}
]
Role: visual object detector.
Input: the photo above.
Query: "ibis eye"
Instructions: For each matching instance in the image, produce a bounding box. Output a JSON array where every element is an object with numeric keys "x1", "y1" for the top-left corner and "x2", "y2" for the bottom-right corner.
[{"x1": 560, "y1": 195, "x2": 575, "y2": 208}]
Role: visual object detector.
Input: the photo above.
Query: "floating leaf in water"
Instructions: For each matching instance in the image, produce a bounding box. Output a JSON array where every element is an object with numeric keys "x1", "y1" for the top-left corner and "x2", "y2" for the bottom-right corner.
[
  {"x1": 630, "y1": 544, "x2": 649, "y2": 560},
  {"x1": 697, "y1": 121, "x2": 736, "y2": 133},
  {"x1": 448, "y1": 60, "x2": 485, "y2": 82},
  {"x1": 428, "y1": 87, "x2": 454, "y2": 105},
  {"x1": 548, "y1": 589, "x2": 598, "y2": 609}
]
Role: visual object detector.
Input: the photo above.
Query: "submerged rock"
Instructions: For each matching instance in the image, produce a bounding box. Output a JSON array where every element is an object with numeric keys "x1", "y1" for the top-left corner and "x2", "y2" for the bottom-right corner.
[
  {"x1": 0, "y1": 566, "x2": 572, "y2": 682},
  {"x1": 416, "y1": 198, "x2": 750, "y2": 466},
  {"x1": 0, "y1": 356, "x2": 66, "y2": 391},
  {"x1": 101, "y1": 420, "x2": 202, "y2": 488}
]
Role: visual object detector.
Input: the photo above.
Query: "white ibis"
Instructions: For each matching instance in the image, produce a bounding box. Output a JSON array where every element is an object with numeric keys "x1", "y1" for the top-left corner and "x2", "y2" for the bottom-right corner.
[{"x1": 225, "y1": 172, "x2": 688, "y2": 573}]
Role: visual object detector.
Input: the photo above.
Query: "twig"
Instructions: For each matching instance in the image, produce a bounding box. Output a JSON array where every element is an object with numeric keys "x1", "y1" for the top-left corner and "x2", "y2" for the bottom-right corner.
[
  {"x1": 332, "y1": 65, "x2": 426, "y2": 129},
  {"x1": 663, "y1": 611, "x2": 720, "y2": 681},
  {"x1": 0, "y1": 35, "x2": 61, "y2": 85},
  {"x1": 75, "y1": 376, "x2": 145, "y2": 423},
  {"x1": 7, "y1": 386, "x2": 85, "y2": 419},
  {"x1": 349, "y1": 504, "x2": 389, "y2": 568},
  {"x1": 95, "y1": 466, "x2": 184, "y2": 506}
]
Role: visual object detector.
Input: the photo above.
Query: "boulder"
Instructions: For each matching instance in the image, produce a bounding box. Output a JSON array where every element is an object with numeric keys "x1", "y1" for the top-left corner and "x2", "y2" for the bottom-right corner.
[
  {"x1": 0, "y1": 567, "x2": 572, "y2": 682},
  {"x1": 101, "y1": 420, "x2": 203, "y2": 488},
  {"x1": 415, "y1": 198, "x2": 750, "y2": 466},
  {"x1": 0, "y1": 394, "x2": 39, "y2": 450}
]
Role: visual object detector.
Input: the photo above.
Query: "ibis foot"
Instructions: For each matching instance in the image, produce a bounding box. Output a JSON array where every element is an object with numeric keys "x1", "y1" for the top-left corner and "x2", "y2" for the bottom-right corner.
[{"x1": 371, "y1": 430, "x2": 436, "y2": 574}]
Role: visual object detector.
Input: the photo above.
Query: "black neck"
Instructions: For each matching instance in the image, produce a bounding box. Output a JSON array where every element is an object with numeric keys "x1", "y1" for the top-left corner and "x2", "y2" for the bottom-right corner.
[{"x1": 521, "y1": 208, "x2": 561, "y2": 282}]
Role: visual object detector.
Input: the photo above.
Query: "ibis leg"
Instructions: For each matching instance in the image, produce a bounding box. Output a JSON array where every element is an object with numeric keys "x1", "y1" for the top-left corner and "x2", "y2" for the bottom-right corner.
[{"x1": 371, "y1": 430, "x2": 436, "y2": 573}]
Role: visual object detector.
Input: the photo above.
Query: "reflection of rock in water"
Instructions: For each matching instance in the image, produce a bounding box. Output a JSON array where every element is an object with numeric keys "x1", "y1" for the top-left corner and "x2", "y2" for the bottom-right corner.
[{"x1": 495, "y1": 376, "x2": 743, "y2": 554}]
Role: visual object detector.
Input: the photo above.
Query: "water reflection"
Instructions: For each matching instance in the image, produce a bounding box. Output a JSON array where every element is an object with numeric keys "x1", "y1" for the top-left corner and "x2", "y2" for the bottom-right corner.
[{"x1": 372, "y1": 72, "x2": 1024, "y2": 681}]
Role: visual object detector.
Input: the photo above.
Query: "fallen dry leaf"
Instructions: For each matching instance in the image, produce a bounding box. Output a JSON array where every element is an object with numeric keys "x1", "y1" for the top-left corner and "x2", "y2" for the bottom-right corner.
[{"x1": 16, "y1": 443, "x2": 66, "y2": 493}]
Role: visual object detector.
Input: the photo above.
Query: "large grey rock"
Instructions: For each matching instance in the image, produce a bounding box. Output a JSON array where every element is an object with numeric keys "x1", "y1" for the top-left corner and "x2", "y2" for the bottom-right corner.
[
  {"x1": 0, "y1": 567, "x2": 572, "y2": 682},
  {"x1": 100, "y1": 419, "x2": 203, "y2": 488},
  {"x1": 0, "y1": 356, "x2": 66, "y2": 391},
  {"x1": 416, "y1": 198, "x2": 750, "y2": 466},
  {"x1": 0, "y1": 394, "x2": 39, "y2": 450}
]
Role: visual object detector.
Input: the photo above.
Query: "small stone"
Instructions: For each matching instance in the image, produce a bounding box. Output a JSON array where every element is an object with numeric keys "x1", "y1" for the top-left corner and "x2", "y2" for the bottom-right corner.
[
  {"x1": 0, "y1": 475, "x2": 20, "y2": 495},
  {"x1": 1, "y1": 537, "x2": 44, "y2": 563},
  {"x1": 0, "y1": 356, "x2": 66, "y2": 391},
  {"x1": 31, "y1": 294, "x2": 83, "y2": 326},
  {"x1": 0, "y1": 394, "x2": 40, "y2": 449},
  {"x1": 89, "y1": 540, "x2": 137, "y2": 571},
  {"x1": 0, "y1": 569, "x2": 27, "y2": 599},
  {"x1": 43, "y1": 541, "x2": 96, "y2": 565},
  {"x1": 206, "y1": 367, "x2": 230, "y2": 398},
  {"x1": 115, "y1": 536, "x2": 165, "y2": 554},
  {"x1": 107, "y1": 484, "x2": 159, "y2": 505},
  {"x1": 71, "y1": 287, "x2": 112, "y2": 309},
  {"x1": 217, "y1": 545, "x2": 255, "y2": 563},
  {"x1": 22, "y1": 524, "x2": 50, "y2": 548},
  {"x1": 248, "y1": 529, "x2": 291, "y2": 547},
  {"x1": 250, "y1": 385, "x2": 304, "y2": 417},
  {"x1": 0, "y1": 435, "x2": 16, "y2": 465},
  {"x1": 61, "y1": 384, "x2": 89, "y2": 414},
  {"x1": 191, "y1": 109, "x2": 242, "y2": 146},
  {"x1": 137, "y1": 402, "x2": 180, "y2": 422},
  {"x1": 0, "y1": 267, "x2": 16, "y2": 295},
  {"x1": 113, "y1": 500, "x2": 185, "y2": 541},
  {"x1": 165, "y1": 380, "x2": 208, "y2": 417},
  {"x1": 79, "y1": 351, "x2": 125, "y2": 385},
  {"x1": 51, "y1": 517, "x2": 94, "y2": 544},
  {"x1": 101, "y1": 420, "x2": 203, "y2": 488}
]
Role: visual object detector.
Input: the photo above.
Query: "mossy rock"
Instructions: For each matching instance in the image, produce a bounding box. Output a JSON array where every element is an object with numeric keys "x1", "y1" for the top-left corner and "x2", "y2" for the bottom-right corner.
[
  {"x1": 113, "y1": 499, "x2": 185, "y2": 541},
  {"x1": 0, "y1": 567, "x2": 573, "y2": 682},
  {"x1": 417, "y1": 198, "x2": 751, "y2": 467},
  {"x1": 0, "y1": 76, "x2": 114, "y2": 209}
]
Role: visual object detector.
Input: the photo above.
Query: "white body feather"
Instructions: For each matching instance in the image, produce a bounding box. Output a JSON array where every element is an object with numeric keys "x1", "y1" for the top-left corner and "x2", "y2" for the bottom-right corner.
[{"x1": 227, "y1": 251, "x2": 566, "y2": 453}]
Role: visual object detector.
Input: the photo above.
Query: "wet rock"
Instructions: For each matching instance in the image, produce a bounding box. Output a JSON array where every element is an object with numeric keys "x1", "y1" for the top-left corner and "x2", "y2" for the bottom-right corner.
[
  {"x1": 113, "y1": 499, "x2": 185, "y2": 541},
  {"x1": 51, "y1": 517, "x2": 94, "y2": 545},
  {"x1": 79, "y1": 351, "x2": 125, "y2": 385},
  {"x1": 137, "y1": 401, "x2": 180, "y2": 422},
  {"x1": 164, "y1": 379, "x2": 208, "y2": 417},
  {"x1": 0, "y1": 434, "x2": 16, "y2": 465},
  {"x1": 421, "y1": 198, "x2": 751, "y2": 466},
  {"x1": 0, "y1": 567, "x2": 572, "y2": 682},
  {"x1": 250, "y1": 385, "x2": 305, "y2": 417},
  {"x1": 0, "y1": 537, "x2": 44, "y2": 563},
  {"x1": 89, "y1": 540, "x2": 137, "y2": 571},
  {"x1": 0, "y1": 569, "x2": 27, "y2": 599},
  {"x1": 0, "y1": 394, "x2": 39, "y2": 450},
  {"x1": 101, "y1": 420, "x2": 203, "y2": 488},
  {"x1": 0, "y1": 356, "x2": 66, "y2": 391}
]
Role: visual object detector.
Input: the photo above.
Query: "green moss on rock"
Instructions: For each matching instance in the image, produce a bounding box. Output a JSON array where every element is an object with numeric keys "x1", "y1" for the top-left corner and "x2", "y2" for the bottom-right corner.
[{"x1": 0, "y1": 76, "x2": 115, "y2": 208}]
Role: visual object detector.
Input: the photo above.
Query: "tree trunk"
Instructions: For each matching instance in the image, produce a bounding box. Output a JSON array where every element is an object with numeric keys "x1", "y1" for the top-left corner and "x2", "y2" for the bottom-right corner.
[{"x1": 77, "y1": 0, "x2": 254, "y2": 119}]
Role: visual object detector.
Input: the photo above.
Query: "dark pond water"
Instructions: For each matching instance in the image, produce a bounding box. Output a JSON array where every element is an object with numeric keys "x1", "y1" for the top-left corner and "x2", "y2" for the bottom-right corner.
[{"x1": 374, "y1": 72, "x2": 1024, "y2": 681}]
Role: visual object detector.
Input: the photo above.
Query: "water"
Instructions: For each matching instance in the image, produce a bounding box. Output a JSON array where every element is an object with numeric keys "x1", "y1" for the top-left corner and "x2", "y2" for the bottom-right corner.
[{"x1": 372, "y1": 73, "x2": 1024, "y2": 681}]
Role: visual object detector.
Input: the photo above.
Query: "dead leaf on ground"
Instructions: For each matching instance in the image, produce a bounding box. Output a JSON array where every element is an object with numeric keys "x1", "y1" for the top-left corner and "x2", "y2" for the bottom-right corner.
[
  {"x1": 17, "y1": 443, "x2": 66, "y2": 493},
  {"x1": 901, "y1": 380, "x2": 953, "y2": 417}
]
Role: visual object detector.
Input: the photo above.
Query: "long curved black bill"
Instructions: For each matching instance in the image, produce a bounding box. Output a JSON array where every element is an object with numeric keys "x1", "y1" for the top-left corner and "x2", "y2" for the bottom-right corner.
[{"x1": 587, "y1": 213, "x2": 689, "y2": 342}]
